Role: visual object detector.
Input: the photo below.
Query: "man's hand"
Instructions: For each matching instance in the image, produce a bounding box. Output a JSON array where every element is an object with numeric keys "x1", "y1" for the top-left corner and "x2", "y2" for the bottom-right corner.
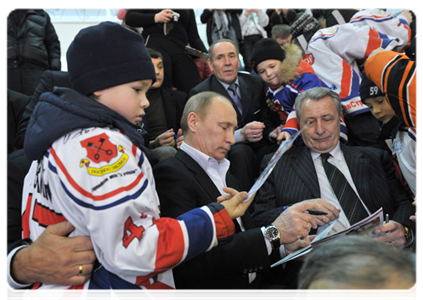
[
  {"x1": 240, "y1": 121, "x2": 265, "y2": 143},
  {"x1": 302, "y1": 198, "x2": 340, "y2": 225},
  {"x1": 154, "y1": 9, "x2": 174, "y2": 23},
  {"x1": 272, "y1": 201, "x2": 332, "y2": 244},
  {"x1": 11, "y1": 222, "x2": 96, "y2": 286},
  {"x1": 149, "y1": 129, "x2": 176, "y2": 149},
  {"x1": 217, "y1": 187, "x2": 253, "y2": 219},
  {"x1": 372, "y1": 221, "x2": 407, "y2": 249},
  {"x1": 175, "y1": 128, "x2": 184, "y2": 149},
  {"x1": 285, "y1": 235, "x2": 315, "y2": 255},
  {"x1": 410, "y1": 196, "x2": 420, "y2": 224}
]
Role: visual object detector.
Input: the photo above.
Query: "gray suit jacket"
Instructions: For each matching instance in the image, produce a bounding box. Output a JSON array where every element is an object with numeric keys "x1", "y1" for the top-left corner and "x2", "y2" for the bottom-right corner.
[{"x1": 253, "y1": 144, "x2": 415, "y2": 231}]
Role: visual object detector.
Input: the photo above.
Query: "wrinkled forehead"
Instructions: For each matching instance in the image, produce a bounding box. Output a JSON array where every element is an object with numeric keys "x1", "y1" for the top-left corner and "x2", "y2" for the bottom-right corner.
[{"x1": 212, "y1": 42, "x2": 238, "y2": 56}]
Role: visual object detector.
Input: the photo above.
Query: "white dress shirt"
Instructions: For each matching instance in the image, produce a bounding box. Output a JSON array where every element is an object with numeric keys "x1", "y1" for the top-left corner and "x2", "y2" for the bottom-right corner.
[{"x1": 311, "y1": 142, "x2": 371, "y2": 235}]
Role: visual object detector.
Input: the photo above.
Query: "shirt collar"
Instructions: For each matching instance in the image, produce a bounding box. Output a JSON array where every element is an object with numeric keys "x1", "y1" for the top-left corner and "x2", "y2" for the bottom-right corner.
[
  {"x1": 310, "y1": 141, "x2": 342, "y2": 161},
  {"x1": 217, "y1": 77, "x2": 240, "y2": 93},
  {"x1": 180, "y1": 142, "x2": 230, "y2": 174}
]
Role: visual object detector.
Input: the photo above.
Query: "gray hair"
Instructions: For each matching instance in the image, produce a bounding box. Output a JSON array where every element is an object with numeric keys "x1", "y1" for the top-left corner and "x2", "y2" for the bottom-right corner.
[
  {"x1": 298, "y1": 235, "x2": 416, "y2": 289},
  {"x1": 180, "y1": 91, "x2": 232, "y2": 133},
  {"x1": 294, "y1": 87, "x2": 342, "y2": 124},
  {"x1": 271, "y1": 24, "x2": 291, "y2": 40},
  {"x1": 208, "y1": 39, "x2": 239, "y2": 62}
]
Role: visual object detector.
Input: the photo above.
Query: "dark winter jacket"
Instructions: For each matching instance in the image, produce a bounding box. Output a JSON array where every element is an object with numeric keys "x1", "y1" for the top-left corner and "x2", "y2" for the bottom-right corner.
[{"x1": 7, "y1": 9, "x2": 61, "y2": 70}]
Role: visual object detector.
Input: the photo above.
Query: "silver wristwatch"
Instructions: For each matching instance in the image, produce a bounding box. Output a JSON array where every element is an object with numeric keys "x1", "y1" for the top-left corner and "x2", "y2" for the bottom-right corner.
[{"x1": 264, "y1": 225, "x2": 280, "y2": 249}]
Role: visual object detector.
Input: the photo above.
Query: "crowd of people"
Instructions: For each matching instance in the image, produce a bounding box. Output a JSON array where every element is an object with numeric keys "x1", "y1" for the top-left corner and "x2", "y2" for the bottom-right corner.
[{"x1": 7, "y1": 8, "x2": 416, "y2": 291}]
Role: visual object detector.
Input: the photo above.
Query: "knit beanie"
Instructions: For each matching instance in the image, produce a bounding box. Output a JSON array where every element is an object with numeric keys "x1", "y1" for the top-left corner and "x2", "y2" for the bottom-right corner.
[
  {"x1": 67, "y1": 21, "x2": 156, "y2": 96},
  {"x1": 250, "y1": 38, "x2": 286, "y2": 73},
  {"x1": 359, "y1": 71, "x2": 385, "y2": 101},
  {"x1": 289, "y1": 13, "x2": 320, "y2": 40}
]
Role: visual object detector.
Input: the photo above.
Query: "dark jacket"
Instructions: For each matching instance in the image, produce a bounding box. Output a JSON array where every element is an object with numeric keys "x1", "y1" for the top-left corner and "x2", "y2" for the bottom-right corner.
[
  {"x1": 154, "y1": 150, "x2": 278, "y2": 288},
  {"x1": 8, "y1": 90, "x2": 30, "y2": 154},
  {"x1": 125, "y1": 9, "x2": 207, "y2": 52},
  {"x1": 253, "y1": 144, "x2": 415, "y2": 233},
  {"x1": 15, "y1": 70, "x2": 70, "y2": 149},
  {"x1": 200, "y1": 9, "x2": 243, "y2": 46},
  {"x1": 7, "y1": 9, "x2": 61, "y2": 70},
  {"x1": 144, "y1": 87, "x2": 188, "y2": 137}
]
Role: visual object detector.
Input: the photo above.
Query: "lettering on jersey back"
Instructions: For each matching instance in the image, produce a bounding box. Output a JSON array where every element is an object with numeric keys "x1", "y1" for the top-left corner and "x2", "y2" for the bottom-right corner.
[{"x1": 34, "y1": 162, "x2": 52, "y2": 201}]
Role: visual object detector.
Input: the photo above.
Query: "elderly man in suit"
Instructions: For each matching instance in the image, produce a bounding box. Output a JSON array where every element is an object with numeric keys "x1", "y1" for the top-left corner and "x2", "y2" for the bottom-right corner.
[
  {"x1": 153, "y1": 91, "x2": 338, "y2": 289},
  {"x1": 253, "y1": 87, "x2": 415, "y2": 249},
  {"x1": 190, "y1": 39, "x2": 279, "y2": 193}
]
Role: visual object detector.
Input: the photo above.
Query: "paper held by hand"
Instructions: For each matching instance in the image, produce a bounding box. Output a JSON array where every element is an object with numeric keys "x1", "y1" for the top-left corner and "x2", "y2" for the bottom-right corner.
[
  {"x1": 244, "y1": 125, "x2": 307, "y2": 202},
  {"x1": 271, "y1": 207, "x2": 384, "y2": 267}
]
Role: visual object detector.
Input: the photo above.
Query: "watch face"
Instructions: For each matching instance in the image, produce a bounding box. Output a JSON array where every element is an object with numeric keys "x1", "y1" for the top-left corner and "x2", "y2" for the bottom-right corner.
[{"x1": 267, "y1": 227, "x2": 279, "y2": 239}]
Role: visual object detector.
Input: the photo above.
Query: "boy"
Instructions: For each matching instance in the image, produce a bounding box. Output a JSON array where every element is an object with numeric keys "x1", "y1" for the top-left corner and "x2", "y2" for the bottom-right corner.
[
  {"x1": 250, "y1": 38, "x2": 348, "y2": 144},
  {"x1": 359, "y1": 72, "x2": 416, "y2": 197},
  {"x1": 18, "y1": 22, "x2": 251, "y2": 290}
]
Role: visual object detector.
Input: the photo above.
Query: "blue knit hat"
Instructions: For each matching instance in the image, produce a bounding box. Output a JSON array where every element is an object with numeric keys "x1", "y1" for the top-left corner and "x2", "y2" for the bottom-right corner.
[{"x1": 67, "y1": 21, "x2": 156, "y2": 95}]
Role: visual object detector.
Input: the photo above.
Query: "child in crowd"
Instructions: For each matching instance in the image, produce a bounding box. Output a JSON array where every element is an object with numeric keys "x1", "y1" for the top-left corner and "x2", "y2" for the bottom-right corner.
[
  {"x1": 19, "y1": 21, "x2": 251, "y2": 290},
  {"x1": 250, "y1": 38, "x2": 348, "y2": 144},
  {"x1": 360, "y1": 72, "x2": 416, "y2": 198}
]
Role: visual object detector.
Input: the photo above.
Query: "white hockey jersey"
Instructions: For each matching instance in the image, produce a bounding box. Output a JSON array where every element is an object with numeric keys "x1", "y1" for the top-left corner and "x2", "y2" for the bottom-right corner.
[
  {"x1": 21, "y1": 127, "x2": 235, "y2": 290},
  {"x1": 304, "y1": 9, "x2": 411, "y2": 118}
]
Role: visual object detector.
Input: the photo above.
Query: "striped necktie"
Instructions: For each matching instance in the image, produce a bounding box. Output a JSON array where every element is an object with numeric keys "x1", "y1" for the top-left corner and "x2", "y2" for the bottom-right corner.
[
  {"x1": 320, "y1": 153, "x2": 368, "y2": 225},
  {"x1": 228, "y1": 84, "x2": 242, "y2": 115}
]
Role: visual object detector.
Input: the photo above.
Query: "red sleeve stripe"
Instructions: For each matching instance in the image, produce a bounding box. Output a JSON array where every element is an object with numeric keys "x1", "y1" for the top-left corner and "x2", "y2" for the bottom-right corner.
[
  {"x1": 339, "y1": 60, "x2": 353, "y2": 99},
  {"x1": 50, "y1": 147, "x2": 145, "y2": 201},
  {"x1": 21, "y1": 193, "x2": 33, "y2": 239},
  {"x1": 153, "y1": 218, "x2": 185, "y2": 271},
  {"x1": 364, "y1": 28, "x2": 382, "y2": 59},
  {"x1": 213, "y1": 209, "x2": 235, "y2": 240}
]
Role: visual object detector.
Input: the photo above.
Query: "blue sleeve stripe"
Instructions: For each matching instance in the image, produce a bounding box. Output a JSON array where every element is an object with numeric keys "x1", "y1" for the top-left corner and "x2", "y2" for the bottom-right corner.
[{"x1": 176, "y1": 208, "x2": 214, "y2": 262}]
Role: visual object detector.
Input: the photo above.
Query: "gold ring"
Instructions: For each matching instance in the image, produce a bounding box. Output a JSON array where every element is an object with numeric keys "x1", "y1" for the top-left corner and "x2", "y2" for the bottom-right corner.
[{"x1": 79, "y1": 265, "x2": 83, "y2": 276}]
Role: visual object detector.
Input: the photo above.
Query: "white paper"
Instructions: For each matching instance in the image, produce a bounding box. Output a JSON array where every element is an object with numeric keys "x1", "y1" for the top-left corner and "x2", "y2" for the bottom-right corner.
[{"x1": 244, "y1": 125, "x2": 307, "y2": 202}]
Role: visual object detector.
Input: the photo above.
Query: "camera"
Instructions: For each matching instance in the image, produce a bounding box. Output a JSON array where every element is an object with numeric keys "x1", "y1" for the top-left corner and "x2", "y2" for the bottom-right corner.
[{"x1": 171, "y1": 12, "x2": 180, "y2": 22}]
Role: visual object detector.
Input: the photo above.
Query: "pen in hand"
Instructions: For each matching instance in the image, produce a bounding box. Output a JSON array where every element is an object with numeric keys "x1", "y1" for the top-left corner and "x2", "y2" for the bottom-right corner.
[{"x1": 305, "y1": 209, "x2": 328, "y2": 216}]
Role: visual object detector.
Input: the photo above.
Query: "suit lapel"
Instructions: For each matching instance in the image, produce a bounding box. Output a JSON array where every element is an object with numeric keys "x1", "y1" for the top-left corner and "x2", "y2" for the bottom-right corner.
[
  {"x1": 175, "y1": 150, "x2": 221, "y2": 204},
  {"x1": 290, "y1": 146, "x2": 321, "y2": 198},
  {"x1": 176, "y1": 150, "x2": 245, "y2": 232},
  {"x1": 237, "y1": 75, "x2": 252, "y2": 123},
  {"x1": 340, "y1": 144, "x2": 371, "y2": 204}
]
